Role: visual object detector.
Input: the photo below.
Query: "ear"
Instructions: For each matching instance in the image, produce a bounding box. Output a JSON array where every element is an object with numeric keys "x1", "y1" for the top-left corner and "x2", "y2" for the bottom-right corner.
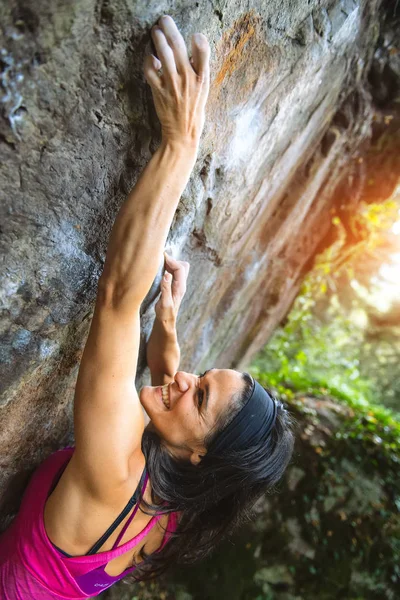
[{"x1": 189, "y1": 447, "x2": 206, "y2": 466}]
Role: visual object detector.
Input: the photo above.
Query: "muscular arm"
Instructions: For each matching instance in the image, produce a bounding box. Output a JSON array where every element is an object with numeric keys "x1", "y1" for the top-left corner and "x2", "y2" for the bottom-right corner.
[
  {"x1": 100, "y1": 17, "x2": 210, "y2": 309},
  {"x1": 71, "y1": 142, "x2": 195, "y2": 490},
  {"x1": 100, "y1": 141, "x2": 197, "y2": 308},
  {"x1": 70, "y1": 17, "x2": 210, "y2": 494}
]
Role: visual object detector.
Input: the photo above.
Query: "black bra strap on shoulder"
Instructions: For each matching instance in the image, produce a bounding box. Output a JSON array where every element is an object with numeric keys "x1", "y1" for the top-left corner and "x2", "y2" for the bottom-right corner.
[{"x1": 86, "y1": 464, "x2": 147, "y2": 556}]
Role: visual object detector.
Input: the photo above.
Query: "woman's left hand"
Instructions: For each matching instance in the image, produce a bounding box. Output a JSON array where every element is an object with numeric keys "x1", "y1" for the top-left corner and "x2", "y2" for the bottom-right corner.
[{"x1": 155, "y1": 252, "x2": 190, "y2": 326}]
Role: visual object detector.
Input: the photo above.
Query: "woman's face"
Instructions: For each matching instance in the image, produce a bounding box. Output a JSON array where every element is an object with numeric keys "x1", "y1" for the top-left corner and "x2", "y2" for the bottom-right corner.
[{"x1": 139, "y1": 369, "x2": 245, "y2": 464}]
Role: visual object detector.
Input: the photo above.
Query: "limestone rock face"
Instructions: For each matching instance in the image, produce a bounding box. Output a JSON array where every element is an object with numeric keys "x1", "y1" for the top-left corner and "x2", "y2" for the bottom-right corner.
[{"x1": 0, "y1": 0, "x2": 397, "y2": 520}]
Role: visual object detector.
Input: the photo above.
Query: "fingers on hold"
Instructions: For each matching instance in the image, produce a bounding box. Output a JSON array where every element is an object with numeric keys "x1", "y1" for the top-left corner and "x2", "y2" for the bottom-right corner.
[
  {"x1": 143, "y1": 54, "x2": 162, "y2": 87},
  {"x1": 152, "y1": 54, "x2": 162, "y2": 70},
  {"x1": 193, "y1": 33, "x2": 209, "y2": 50},
  {"x1": 192, "y1": 33, "x2": 211, "y2": 60},
  {"x1": 164, "y1": 253, "x2": 180, "y2": 265},
  {"x1": 151, "y1": 26, "x2": 178, "y2": 76},
  {"x1": 191, "y1": 34, "x2": 210, "y2": 82},
  {"x1": 163, "y1": 271, "x2": 172, "y2": 283},
  {"x1": 157, "y1": 15, "x2": 189, "y2": 63},
  {"x1": 164, "y1": 253, "x2": 190, "y2": 278}
]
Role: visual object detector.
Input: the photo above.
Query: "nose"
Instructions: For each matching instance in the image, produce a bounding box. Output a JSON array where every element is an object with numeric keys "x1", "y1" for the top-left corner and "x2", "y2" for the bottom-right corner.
[{"x1": 174, "y1": 371, "x2": 197, "y2": 393}]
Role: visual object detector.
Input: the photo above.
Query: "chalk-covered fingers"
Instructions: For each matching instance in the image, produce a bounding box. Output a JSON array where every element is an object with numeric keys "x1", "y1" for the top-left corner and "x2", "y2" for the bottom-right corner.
[
  {"x1": 157, "y1": 15, "x2": 191, "y2": 76},
  {"x1": 189, "y1": 33, "x2": 210, "y2": 133},
  {"x1": 151, "y1": 23, "x2": 178, "y2": 84},
  {"x1": 143, "y1": 54, "x2": 163, "y2": 89},
  {"x1": 190, "y1": 33, "x2": 210, "y2": 96},
  {"x1": 144, "y1": 15, "x2": 210, "y2": 149}
]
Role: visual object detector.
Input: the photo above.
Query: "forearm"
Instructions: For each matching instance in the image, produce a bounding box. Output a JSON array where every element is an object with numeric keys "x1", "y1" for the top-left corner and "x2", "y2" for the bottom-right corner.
[
  {"x1": 146, "y1": 318, "x2": 180, "y2": 379},
  {"x1": 100, "y1": 141, "x2": 197, "y2": 307}
]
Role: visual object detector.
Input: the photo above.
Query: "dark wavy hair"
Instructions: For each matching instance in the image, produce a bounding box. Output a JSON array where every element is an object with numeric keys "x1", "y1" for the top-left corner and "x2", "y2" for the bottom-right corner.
[{"x1": 126, "y1": 372, "x2": 295, "y2": 582}]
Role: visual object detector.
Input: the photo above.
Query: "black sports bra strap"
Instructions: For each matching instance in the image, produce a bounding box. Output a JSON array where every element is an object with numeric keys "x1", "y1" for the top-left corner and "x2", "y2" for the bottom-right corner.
[{"x1": 86, "y1": 465, "x2": 147, "y2": 555}]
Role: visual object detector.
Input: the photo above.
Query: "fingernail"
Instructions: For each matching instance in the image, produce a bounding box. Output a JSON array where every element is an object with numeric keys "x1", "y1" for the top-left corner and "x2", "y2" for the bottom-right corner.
[{"x1": 164, "y1": 272, "x2": 171, "y2": 281}]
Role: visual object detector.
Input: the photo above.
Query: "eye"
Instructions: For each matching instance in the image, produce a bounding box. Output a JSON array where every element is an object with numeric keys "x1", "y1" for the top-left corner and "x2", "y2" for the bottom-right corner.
[
  {"x1": 197, "y1": 388, "x2": 204, "y2": 409},
  {"x1": 198, "y1": 393, "x2": 203, "y2": 409},
  {"x1": 197, "y1": 371, "x2": 207, "y2": 410}
]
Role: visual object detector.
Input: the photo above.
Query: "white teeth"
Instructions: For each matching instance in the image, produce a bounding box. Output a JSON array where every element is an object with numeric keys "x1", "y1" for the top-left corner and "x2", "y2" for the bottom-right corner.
[{"x1": 161, "y1": 384, "x2": 170, "y2": 409}]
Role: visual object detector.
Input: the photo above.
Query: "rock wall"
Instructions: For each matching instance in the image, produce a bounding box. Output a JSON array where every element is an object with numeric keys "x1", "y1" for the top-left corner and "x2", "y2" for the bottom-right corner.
[{"x1": 0, "y1": 0, "x2": 396, "y2": 521}]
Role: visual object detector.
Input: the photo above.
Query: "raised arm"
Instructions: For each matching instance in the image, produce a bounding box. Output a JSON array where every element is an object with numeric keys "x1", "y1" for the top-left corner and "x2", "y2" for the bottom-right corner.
[
  {"x1": 100, "y1": 17, "x2": 210, "y2": 310},
  {"x1": 68, "y1": 17, "x2": 210, "y2": 496}
]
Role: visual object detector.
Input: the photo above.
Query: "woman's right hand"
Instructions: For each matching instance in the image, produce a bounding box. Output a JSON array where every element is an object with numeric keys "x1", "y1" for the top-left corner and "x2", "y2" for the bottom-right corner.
[
  {"x1": 155, "y1": 252, "x2": 190, "y2": 327},
  {"x1": 143, "y1": 15, "x2": 210, "y2": 150}
]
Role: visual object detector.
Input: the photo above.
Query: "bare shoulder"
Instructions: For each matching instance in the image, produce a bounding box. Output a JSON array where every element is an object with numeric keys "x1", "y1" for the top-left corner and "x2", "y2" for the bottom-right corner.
[
  {"x1": 44, "y1": 448, "x2": 148, "y2": 556},
  {"x1": 63, "y1": 446, "x2": 146, "y2": 502}
]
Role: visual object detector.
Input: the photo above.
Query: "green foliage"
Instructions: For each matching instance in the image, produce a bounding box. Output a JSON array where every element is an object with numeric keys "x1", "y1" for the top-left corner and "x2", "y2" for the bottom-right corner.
[
  {"x1": 250, "y1": 308, "x2": 372, "y2": 406},
  {"x1": 249, "y1": 198, "x2": 400, "y2": 460},
  {"x1": 250, "y1": 314, "x2": 400, "y2": 465}
]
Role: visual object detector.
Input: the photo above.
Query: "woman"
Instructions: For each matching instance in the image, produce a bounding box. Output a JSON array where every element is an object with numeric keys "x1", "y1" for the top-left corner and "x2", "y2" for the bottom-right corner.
[{"x1": 0, "y1": 15, "x2": 295, "y2": 599}]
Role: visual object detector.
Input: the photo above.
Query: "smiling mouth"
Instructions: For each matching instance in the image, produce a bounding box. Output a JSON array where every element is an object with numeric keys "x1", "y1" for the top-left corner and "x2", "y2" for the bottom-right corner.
[{"x1": 160, "y1": 384, "x2": 170, "y2": 409}]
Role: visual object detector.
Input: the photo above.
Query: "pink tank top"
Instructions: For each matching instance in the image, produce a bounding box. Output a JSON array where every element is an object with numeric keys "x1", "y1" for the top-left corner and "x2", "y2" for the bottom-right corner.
[{"x1": 0, "y1": 446, "x2": 178, "y2": 599}]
